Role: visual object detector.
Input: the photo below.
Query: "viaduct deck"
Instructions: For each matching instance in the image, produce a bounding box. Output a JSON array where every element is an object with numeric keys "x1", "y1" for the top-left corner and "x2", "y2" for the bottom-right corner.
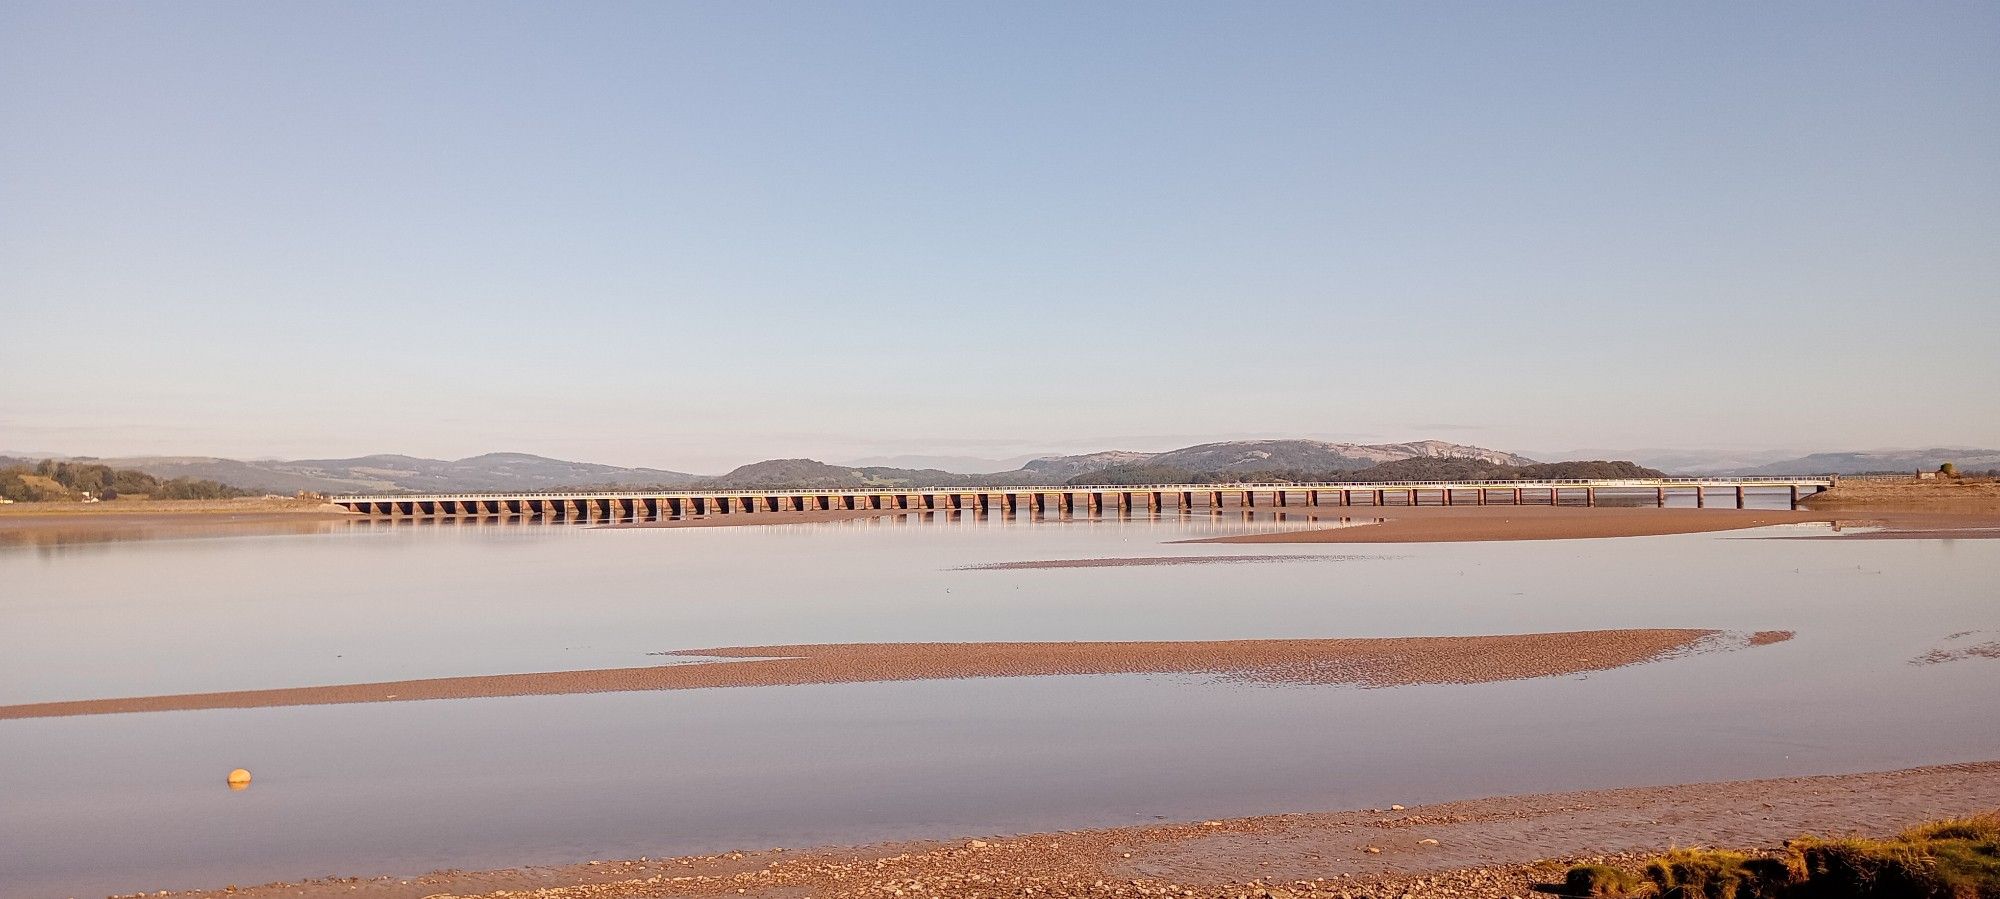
[{"x1": 328, "y1": 477, "x2": 1835, "y2": 519}]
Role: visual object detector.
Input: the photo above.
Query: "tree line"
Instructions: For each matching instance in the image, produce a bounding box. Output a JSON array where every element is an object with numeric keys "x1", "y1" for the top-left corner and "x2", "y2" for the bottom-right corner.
[{"x1": 0, "y1": 459, "x2": 258, "y2": 502}]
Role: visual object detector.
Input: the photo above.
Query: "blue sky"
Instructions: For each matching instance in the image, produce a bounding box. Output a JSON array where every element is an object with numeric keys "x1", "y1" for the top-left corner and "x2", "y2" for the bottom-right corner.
[{"x1": 3, "y1": 2, "x2": 1996, "y2": 471}]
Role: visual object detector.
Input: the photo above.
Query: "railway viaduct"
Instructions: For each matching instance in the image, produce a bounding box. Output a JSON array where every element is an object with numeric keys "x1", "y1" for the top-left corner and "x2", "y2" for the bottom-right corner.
[{"x1": 328, "y1": 478, "x2": 1835, "y2": 520}]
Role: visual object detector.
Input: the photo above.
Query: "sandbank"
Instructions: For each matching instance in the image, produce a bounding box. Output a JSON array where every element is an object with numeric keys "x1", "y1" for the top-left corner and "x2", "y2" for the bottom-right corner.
[
  {"x1": 0, "y1": 629, "x2": 1762, "y2": 720},
  {"x1": 1186, "y1": 506, "x2": 1834, "y2": 544},
  {"x1": 956, "y1": 554, "x2": 1366, "y2": 569}
]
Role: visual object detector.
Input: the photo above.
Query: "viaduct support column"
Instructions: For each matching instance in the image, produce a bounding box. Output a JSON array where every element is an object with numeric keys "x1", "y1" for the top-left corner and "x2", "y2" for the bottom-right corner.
[{"x1": 1736, "y1": 486, "x2": 1746, "y2": 509}]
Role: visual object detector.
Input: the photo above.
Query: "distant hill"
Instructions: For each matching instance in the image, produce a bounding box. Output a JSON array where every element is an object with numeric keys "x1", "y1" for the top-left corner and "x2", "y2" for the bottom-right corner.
[
  {"x1": 1150, "y1": 439, "x2": 1533, "y2": 471},
  {"x1": 1018, "y1": 451, "x2": 1157, "y2": 480},
  {"x1": 1022, "y1": 440, "x2": 1533, "y2": 481},
  {"x1": 59, "y1": 438, "x2": 1546, "y2": 494},
  {"x1": 710, "y1": 459, "x2": 981, "y2": 489},
  {"x1": 1535, "y1": 447, "x2": 1803, "y2": 476},
  {"x1": 840, "y1": 453, "x2": 1047, "y2": 474},
  {"x1": 39, "y1": 441, "x2": 1998, "y2": 494},
  {"x1": 100, "y1": 453, "x2": 700, "y2": 494},
  {"x1": 1069, "y1": 457, "x2": 1660, "y2": 485},
  {"x1": 1732, "y1": 448, "x2": 2000, "y2": 476},
  {"x1": 1532, "y1": 447, "x2": 2000, "y2": 476}
]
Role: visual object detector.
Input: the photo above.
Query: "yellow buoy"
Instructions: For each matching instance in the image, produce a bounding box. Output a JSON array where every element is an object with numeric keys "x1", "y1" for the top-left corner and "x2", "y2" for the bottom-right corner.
[{"x1": 227, "y1": 768, "x2": 252, "y2": 789}]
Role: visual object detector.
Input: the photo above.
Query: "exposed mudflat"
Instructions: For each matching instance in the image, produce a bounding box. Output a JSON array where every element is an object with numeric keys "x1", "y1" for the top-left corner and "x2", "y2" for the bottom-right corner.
[
  {"x1": 1188, "y1": 507, "x2": 1833, "y2": 544},
  {"x1": 955, "y1": 554, "x2": 1369, "y2": 569},
  {"x1": 0, "y1": 629, "x2": 1762, "y2": 720},
  {"x1": 143, "y1": 760, "x2": 2000, "y2": 899},
  {"x1": 1182, "y1": 505, "x2": 2000, "y2": 544}
]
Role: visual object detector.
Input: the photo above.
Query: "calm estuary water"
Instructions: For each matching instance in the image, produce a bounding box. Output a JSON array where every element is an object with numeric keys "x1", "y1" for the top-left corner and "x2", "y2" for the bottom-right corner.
[{"x1": 2, "y1": 505, "x2": 1997, "y2": 897}]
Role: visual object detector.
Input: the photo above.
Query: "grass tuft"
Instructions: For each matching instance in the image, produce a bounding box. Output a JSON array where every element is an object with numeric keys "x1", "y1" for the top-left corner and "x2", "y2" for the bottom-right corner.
[
  {"x1": 1560, "y1": 814, "x2": 1999, "y2": 899},
  {"x1": 1567, "y1": 864, "x2": 1649, "y2": 896}
]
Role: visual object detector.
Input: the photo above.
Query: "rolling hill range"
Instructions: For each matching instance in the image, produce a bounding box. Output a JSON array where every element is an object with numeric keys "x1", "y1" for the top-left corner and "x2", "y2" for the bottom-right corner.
[
  {"x1": 28, "y1": 439, "x2": 1545, "y2": 494},
  {"x1": 1050, "y1": 439, "x2": 1534, "y2": 477},
  {"x1": 85, "y1": 453, "x2": 702, "y2": 495},
  {"x1": 1730, "y1": 448, "x2": 2000, "y2": 476},
  {"x1": 1539, "y1": 446, "x2": 2000, "y2": 476},
  {"x1": 29, "y1": 441, "x2": 1991, "y2": 494}
]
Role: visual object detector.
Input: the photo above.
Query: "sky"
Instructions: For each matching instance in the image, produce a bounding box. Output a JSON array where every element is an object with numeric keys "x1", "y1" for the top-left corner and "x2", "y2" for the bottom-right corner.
[{"x1": 3, "y1": 2, "x2": 1996, "y2": 472}]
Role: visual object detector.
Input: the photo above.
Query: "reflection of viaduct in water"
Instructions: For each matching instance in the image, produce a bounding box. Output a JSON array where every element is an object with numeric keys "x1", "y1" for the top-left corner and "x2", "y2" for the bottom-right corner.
[{"x1": 330, "y1": 478, "x2": 1835, "y2": 521}]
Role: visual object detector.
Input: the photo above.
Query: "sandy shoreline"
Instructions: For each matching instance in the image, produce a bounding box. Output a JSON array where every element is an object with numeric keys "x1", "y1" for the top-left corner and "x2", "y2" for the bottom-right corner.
[
  {"x1": 0, "y1": 630, "x2": 1763, "y2": 720},
  {"x1": 0, "y1": 500, "x2": 358, "y2": 546},
  {"x1": 144, "y1": 760, "x2": 2000, "y2": 899},
  {"x1": 0, "y1": 497, "x2": 351, "y2": 517},
  {"x1": 1801, "y1": 478, "x2": 2000, "y2": 511}
]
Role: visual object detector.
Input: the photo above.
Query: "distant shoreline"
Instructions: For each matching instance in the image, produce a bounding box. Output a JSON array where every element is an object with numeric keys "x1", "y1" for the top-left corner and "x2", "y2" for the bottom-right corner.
[
  {"x1": 6, "y1": 498, "x2": 1996, "y2": 543},
  {"x1": 0, "y1": 497, "x2": 352, "y2": 517},
  {"x1": 1800, "y1": 477, "x2": 2000, "y2": 511}
]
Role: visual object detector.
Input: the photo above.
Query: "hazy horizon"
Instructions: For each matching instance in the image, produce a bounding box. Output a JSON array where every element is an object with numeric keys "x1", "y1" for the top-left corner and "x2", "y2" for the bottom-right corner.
[{"x1": 5, "y1": 2, "x2": 1996, "y2": 472}]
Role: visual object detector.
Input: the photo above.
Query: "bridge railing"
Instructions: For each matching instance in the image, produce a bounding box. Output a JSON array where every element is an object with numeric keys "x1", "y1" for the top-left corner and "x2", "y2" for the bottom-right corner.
[{"x1": 328, "y1": 476, "x2": 1833, "y2": 503}]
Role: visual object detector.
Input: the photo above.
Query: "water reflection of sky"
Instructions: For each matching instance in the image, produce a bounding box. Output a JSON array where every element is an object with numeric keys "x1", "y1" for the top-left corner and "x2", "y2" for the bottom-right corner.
[{"x1": 2, "y1": 510, "x2": 1996, "y2": 896}]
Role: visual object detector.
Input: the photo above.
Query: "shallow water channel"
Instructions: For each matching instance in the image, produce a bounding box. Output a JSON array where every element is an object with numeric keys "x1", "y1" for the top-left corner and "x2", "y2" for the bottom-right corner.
[{"x1": 2, "y1": 505, "x2": 1996, "y2": 896}]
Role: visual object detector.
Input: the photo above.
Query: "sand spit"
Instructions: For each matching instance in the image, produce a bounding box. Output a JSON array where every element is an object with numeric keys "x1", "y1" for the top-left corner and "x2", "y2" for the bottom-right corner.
[
  {"x1": 1186, "y1": 506, "x2": 1835, "y2": 544},
  {"x1": 0, "y1": 497, "x2": 349, "y2": 517},
  {"x1": 956, "y1": 554, "x2": 1373, "y2": 570},
  {"x1": 1801, "y1": 478, "x2": 2000, "y2": 511},
  {"x1": 0, "y1": 630, "x2": 1760, "y2": 720},
  {"x1": 145, "y1": 760, "x2": 2000, "y2": 899}
]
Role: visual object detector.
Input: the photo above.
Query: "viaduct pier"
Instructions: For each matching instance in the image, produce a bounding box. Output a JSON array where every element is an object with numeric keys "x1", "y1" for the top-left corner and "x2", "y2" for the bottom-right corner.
[{"x1": 329, "y1": 477, "x2": 1835, "y2": 521}]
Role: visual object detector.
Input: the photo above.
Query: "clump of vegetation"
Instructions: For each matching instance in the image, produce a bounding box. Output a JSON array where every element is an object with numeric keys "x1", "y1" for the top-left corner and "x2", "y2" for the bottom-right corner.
[
  {"x1": 0, "y1": 459, "x2": 256, "y2": 502},
  {"x1": 1643, "y1": 849, "x2": 1789, "y2": 899},
  {"x1": 1569, "y1": 865, "x2": 1649, "y2": 896},
  {"x1": 1560, "y1": 814, "x2": 1999, "y2": 899},
  {"x1": 1790, "y1": 816, "x2": 2000, "y2": 899},
  {"x1": 1940, "y1": 462, "x2": 1960, "y2": 478}
]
